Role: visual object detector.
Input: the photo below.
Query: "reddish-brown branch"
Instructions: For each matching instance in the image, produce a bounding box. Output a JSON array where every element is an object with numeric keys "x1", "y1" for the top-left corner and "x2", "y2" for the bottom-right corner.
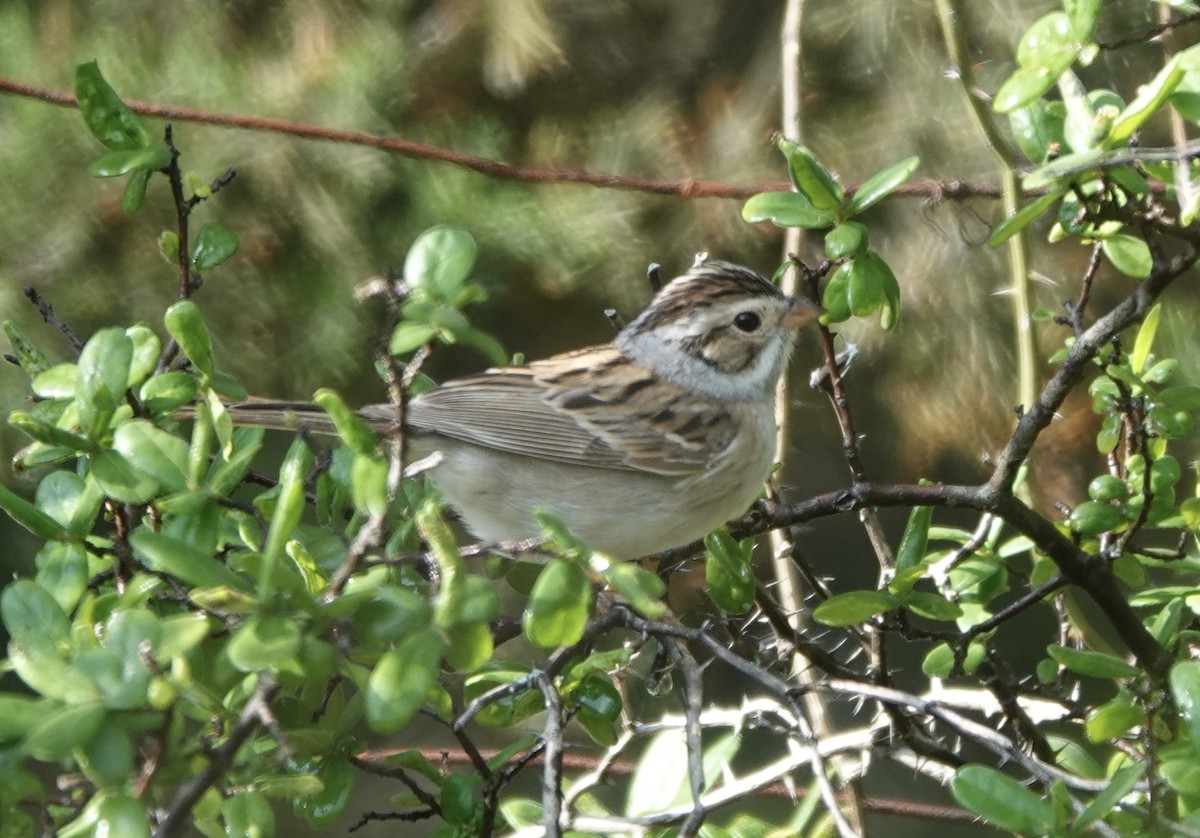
[{"x1": 0, "y1": 75, "x2": 1003, "y2": 201}]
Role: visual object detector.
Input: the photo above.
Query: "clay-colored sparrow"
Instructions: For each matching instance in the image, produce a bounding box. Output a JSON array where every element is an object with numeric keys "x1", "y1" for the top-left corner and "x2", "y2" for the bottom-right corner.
[{"x1": 225, "y1": 257, "x2": 819, "y2": 558}]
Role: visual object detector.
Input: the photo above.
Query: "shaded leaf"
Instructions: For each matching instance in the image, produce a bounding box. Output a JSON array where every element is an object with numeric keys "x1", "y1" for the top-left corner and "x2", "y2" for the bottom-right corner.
[
  {"x1": 951, "y1": 764, "x2": 1056, "y2": 835},
  {"x1": 74, "y1": 61, "x2": 148, "y2": 151},
  {"x1": 191, "y1": 223, "x2": 240, "y2": 272},
  {"x1": 1047, "y1": 644, "x2": 1140, "y2": 679}
]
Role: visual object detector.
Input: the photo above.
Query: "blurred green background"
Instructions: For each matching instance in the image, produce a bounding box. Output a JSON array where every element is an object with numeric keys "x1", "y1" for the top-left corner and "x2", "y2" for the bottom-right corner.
[{"x1": 1, "y1": 1, "x2": 1196, "y2": 834}]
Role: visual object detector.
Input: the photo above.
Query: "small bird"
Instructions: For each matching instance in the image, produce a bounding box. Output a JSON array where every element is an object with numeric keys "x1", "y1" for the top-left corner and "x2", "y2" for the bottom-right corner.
[{"x1": 225, "y1": 257, "x2": 819, "y2": 558}]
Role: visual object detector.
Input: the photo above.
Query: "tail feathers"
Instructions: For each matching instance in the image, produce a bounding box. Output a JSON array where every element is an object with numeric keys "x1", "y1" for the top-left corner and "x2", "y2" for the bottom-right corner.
[{"x1": 179, "y1": 400, "x2": 397, "y2": 435}]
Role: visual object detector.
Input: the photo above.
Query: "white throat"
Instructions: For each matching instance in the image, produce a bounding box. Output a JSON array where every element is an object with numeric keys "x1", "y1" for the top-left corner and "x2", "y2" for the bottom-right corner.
[{"x1": 617, "y1": 329, "x2": 792, "y2": 403}]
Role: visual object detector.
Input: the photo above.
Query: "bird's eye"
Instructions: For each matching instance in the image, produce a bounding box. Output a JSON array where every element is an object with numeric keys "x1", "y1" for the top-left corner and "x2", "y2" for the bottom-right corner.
[{"x1": 733, "y1": 311, "x2": 761, "y2": 333}]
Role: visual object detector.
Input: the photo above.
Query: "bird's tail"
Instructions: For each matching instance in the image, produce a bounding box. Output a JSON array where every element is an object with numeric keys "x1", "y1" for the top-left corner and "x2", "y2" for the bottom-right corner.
[{"x1": 178, "y1": 400, "x2": 397, "y2": 435}]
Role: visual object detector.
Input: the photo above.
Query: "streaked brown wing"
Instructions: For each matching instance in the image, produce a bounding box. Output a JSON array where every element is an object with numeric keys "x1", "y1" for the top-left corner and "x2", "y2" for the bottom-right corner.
[{"x1": 406, "y1": 346, "x2": 734, "y2": 476}]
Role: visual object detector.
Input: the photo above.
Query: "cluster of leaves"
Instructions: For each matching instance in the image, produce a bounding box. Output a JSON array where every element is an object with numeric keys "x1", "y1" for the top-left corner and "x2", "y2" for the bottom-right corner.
[
  {"x1": 993, "y1": 0, "x2": 1200, "y2": 245},
  {"x1": 782, "y1": 2, "x2": 1200, "y2": 834},
  {"x1": 0, "y1": 62, "x2": 779, "y2": 838},
  {"x1": 742, "y1": 137, "x2": 919, "y2": 330}
]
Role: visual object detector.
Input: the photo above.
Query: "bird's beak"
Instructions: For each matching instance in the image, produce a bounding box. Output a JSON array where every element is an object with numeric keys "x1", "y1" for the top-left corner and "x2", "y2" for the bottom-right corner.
[{"x1": 781, "y1": 297, "x2": 823, "y2": 330}]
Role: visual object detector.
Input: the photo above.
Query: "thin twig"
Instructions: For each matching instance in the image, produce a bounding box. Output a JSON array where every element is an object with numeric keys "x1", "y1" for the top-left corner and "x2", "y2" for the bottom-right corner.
[
  {"x1": 155, "y1": 675, "x2": 279, "y2": 837},
  {"x1": 532, "y1": 671, "x2": 564, "y2": 838},
  {"x1": 0, "y1": 75, "x2": 1009, "y2": 202},
  {"x1": 665, "y1": 639, "x2": 708, "y2": 836},
  {"x1": 22, "y1": 287, "x2": 83, "y2": 352}
]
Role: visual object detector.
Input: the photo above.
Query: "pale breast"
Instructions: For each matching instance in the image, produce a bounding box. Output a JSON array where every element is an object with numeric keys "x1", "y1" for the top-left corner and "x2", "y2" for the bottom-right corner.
[{"x1": 409, "y1": 398, "x2": 777, "y2": 558}]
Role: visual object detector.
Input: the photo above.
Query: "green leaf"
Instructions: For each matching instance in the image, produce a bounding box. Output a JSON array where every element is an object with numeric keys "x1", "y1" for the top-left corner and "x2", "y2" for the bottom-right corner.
[
  {"x1": 1, "y1": 579, "x2": 71, "y2": 646},
  {"x1": 76, "y1": 327, "x2": 133, "y2": 436},
  {"x1": 951, "y1": 764, "x2": 1056, "y2": 835},
  {"x1": 261, "y1": 439, "x2": 313, "y2": 597},
  {"x1": 158, "y1": 230, "x2": 180, "y2": 265},
  {"x1": 570, "y1": 675, "x2": 622, "y2": 747},
  {"x1": 139, "y1": 371, "x2": 198, "y2": 417},
  {"x1": 1170, "y1": 661, "x2": 1200, "y2": 746},
  {"x1": 293, "y1": 757, "x2": 353, "y2": 827},
  {"x1": 1162, "y1": 751, "x2": 1200, "y2": 795},
  {"x1": 922, "y1": 641, "x2": 986, "y2": 677},
  {"x1": 222, "y1": 792, "x2": 275, "y2": 838},
  {"x1": 741, "y1": 191, "x2": 836, "y2": 229},
  {"x1": 23, "y1": 702, "x2": 106, "y2": 761},
  {"x1": 164, "y1": 300, "x2": 214, "y2": 377},
  {"x1": 845, "y1": 155, "x2": 919, "y2": 216},
  {"x1": 389, "y1": 322, "x2": 437, "y2": 356},
  {"x1": 1109, "y1": 54, "x2": 1187, "y2": 144},
  {"x1": 1130, "y1": 302, "x2": 1162, "y2": 375},
  {"x1": 462, "y1": 666, "x2": 542, "y2": 727},
  {"x1": 1067, "y1": 501, "x2": 1127, "y2": 536},
  {"x1": 0, "y1": 480, "x2": 68, "y2": 541},
  {"x1": 129, "y1": 530, "x2": 250, "y2": 591},
  {"x1": 1046, "y1": 644, "x2": 1140, "y2": 679},
  {"x1": 3, "y1": 320, "x2": 53, "y2": 377},
  {"x1": 124, "y1": 324, "x2": 160, "y2": 387},
  {"x1": 89, "y1": 449, "x2": 159, "y2": 503},
  {"x1": 8, "y1": 411, "x2": 90, "y2": 451},
  {"x1": 443, "y1": 621, "x2": 494, "y2": 672},
  {"x1": 404, "y1": 227, "x2": 478, "y2": 302},
  {"x1": 1074, "y1": 763, "x2": 1144, "y2": 832},
  {"x1": 602, "y1": 562, "x2": 667, "y2": 618},
  {"x1": 191, "y1": 223, "x2": 240, "y2": 272},
  {"x1": 812, "y1": 589, "x2": 898, "y2": 626},
  {"x1": 87, "y1": 147, "x2": 171, "y2": 178},
  {"x1": 0, "y1": 695, "x2": 44, "y2": 745},
  {"x1": 419, "y1": 504, "x2": 467, "y2": 627},
  {"x1": 366, "y1": 629, "x2": 444, "y2": 734},
  {"x1": 74, "y1": 61, "x2": 149, "y2": 151},
  {"x1": 79, "y1": 718, "x2": 134, "y2": 790},
  {"x1": 1064, "y1": 0, "x2": 1101, "y2": 40},
  {"x1": 313, "y1": 388, "x2": 379, "y2": 456},
  {"x1": 455, "y1": 325, "x2": 509, "y2": 365},
  {"x1": 989, "y1": 188, "x2": 1065, "y2": 246},
  {"x1": 1017, "y1": 11, "x2": 1081, "y2": 73},
  {"x1": 350, "y1": 453, "x2": 388, "y2": 517},
  {"x1": 777, "y1": 139, "x2": 843, "y2": 210},
  {"x1": 846, "y1": 255, "x2": 884, "y2": 317},
  {"x1": 350, "y1": 588, "x2": 433, "y2": 650},
  {"x1": 704, "y1": 531, "x2": 755, "y2": 614},
  {"x1": 819, "y1": 262, "x2": 852, "y2": 324},
  {"x1": 122, "y1": 167, "x2": 152, "y2": 214},
  {"x1": 93, "y1": 795, "x2": 151, "y2": 838},
  {"x1": 893, "y1": 505, "x2": 932, "y2": 580},
  {"x1": 627, "y1": 729, "x2": 689, "y2": 816},
  {"x1": 995, "y1": 65, "x2": 1063, "y2": 114},
  {"x1": 823, "y1": 221, "x2": 868, "y2": 260},
  {"x1": 903, "y1": 591, "x2": 963, "y2": 621},
  {"x1": 227, "y1": 615, "x2": 303, "y2": 673},
  {"x1": 1009, "y1": 100, "x2": 1066, "y2": 163},
  {"x1": 1085, "y1": 692, "x2": 1142, "y2": 741},
  {"x1": 113, "y1": 420, "x2": 190, "y2": 493},
  {"x1": 35, "y1": 542, "x2": 90, "y2": 613},
  {"x1": 523, "y1": 559, "x2": 593, "y2": 649},
  {"x1": 1102, "y1": 234, "x2": 1152, "y2": 279}
]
